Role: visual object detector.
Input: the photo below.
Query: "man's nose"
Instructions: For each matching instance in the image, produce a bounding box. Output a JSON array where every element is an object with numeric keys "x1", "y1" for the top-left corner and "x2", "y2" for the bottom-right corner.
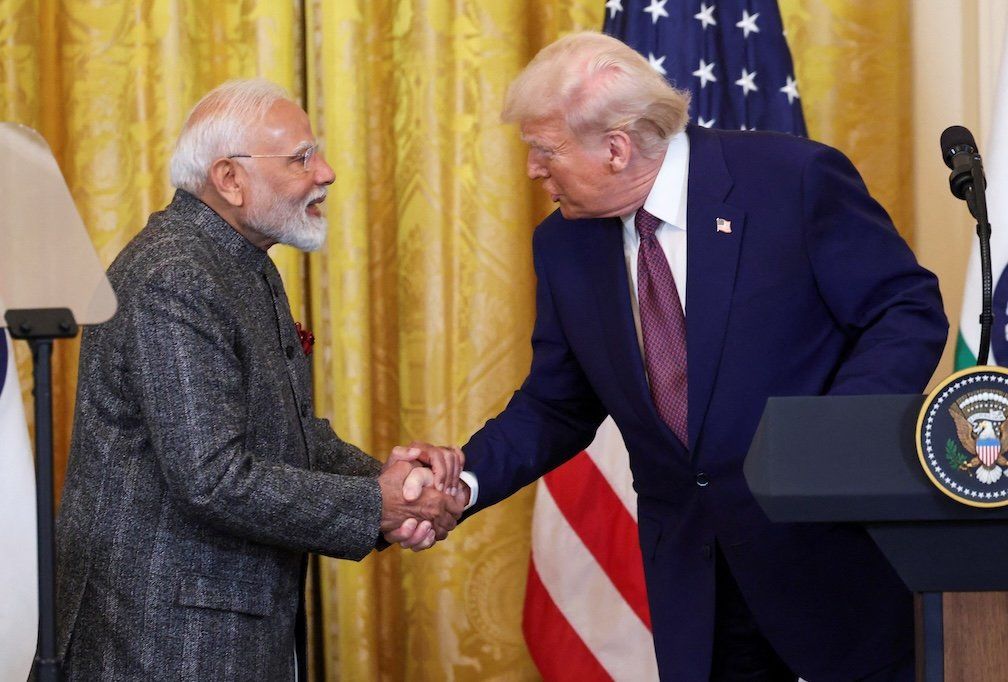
[{"x1": 314, "y1": 150, "x2": 336, "y2": 185}]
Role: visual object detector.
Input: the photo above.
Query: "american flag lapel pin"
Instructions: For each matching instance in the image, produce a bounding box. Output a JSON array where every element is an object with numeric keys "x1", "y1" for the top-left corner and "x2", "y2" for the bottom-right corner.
[{"x1": 716, "y1": 217, "x2": 732, "y2": 234}]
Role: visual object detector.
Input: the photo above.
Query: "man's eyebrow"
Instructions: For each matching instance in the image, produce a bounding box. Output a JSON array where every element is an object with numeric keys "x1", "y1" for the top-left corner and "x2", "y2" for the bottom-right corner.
[{"x1": 290, "y1": 140, "x2": 315, "y2": 153}]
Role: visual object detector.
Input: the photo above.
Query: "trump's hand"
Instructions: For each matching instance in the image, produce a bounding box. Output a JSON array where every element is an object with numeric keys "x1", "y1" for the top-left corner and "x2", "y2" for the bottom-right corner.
[
  {"x1": 402, "y1": 466, "x2": 470, "y2": 508},
  {"x1": 384, "y1": 442, "x2": 465, "y2": 495}
]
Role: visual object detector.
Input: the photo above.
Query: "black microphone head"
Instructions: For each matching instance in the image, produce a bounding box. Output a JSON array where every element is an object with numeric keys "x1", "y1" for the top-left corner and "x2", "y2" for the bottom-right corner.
[{"x1": 941, "y1": 125, "x2": 978, "y2": 169}]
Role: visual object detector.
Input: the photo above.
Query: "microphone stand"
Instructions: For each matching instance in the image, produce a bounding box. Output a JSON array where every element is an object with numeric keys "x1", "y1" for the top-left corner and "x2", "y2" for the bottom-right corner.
[{"x1": 964, "y1": 161, "x2": 993, "y2": 364}]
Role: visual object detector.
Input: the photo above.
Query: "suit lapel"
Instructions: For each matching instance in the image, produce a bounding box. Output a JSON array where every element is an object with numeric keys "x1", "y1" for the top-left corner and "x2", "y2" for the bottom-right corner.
[{"x1": 685, "y1": 126, "x2": 745, "y2": 451}]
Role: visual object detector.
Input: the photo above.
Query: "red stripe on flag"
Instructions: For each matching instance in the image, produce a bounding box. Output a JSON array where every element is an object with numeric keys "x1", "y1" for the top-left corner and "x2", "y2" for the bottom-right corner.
[
  {"x1": 523, "y1": 562, "x2": 613, "y2": 682},
  {"x1": 543, "y1": 452, "x2": 652, "y2": 629}
]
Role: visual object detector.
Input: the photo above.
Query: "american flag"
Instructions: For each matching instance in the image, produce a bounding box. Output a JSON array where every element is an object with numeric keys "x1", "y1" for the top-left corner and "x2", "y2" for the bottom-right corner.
[
  {"x1": 606, "y1": 0, "x2": 806, "y2": 134},
  {"x1": 522, "y1": 2, "x2": 807, "y2": 679}
]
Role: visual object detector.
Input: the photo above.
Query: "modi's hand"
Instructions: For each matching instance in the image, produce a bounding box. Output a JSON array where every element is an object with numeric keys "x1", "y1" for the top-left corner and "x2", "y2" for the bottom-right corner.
[{"x1": 379, "y1": 461, "x2": 464, "y2": 551}]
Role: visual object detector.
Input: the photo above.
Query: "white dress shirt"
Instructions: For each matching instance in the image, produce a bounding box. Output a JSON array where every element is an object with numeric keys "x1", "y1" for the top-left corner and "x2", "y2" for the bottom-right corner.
[{"x1": 461, "y1": 132, "x2": 690, "y2": 509}]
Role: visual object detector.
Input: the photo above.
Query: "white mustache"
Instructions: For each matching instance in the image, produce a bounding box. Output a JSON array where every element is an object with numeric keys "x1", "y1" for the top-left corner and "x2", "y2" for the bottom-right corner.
[{"x1": 305, "y1": 189, "x2": 327, "y2": 206}]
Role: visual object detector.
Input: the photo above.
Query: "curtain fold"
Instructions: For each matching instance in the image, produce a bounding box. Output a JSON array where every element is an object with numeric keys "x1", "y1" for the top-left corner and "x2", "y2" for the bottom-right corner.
[{"x1": 0, "y1": 1, "x2": 909, "y2": 679}]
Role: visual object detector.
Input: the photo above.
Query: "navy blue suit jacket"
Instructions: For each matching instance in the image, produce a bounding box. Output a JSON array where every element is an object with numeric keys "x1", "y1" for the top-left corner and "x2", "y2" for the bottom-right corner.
[{"x1": 463, "y1": 125, "x2": 947, "y2": 681}]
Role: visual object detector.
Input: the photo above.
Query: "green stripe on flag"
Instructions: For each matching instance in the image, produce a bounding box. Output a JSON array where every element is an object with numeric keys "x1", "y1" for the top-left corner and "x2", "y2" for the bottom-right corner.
[{"x1": 955, "y1": 330, "x2": 978, "y2": 370}]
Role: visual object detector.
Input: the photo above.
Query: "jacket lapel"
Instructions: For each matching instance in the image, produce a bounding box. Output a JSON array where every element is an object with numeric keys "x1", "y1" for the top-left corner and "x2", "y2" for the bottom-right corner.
[{"x1": 685, "y1": 126, "x2": 745, "y2": 451}]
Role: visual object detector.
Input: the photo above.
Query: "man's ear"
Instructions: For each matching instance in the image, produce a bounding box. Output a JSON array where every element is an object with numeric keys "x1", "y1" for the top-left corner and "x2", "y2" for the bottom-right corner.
[
  {"x1": 207, "y1": 158, "x2": 245, "y2": 208},
  {"x1": 607, "y1": 130, "x2": 633, "y2": 172}
]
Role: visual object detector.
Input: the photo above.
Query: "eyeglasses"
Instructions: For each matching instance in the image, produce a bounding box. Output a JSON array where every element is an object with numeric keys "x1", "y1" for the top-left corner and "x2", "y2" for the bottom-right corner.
[{"x1": 228, "y1": 144, "x2": 318, "y2": 172}]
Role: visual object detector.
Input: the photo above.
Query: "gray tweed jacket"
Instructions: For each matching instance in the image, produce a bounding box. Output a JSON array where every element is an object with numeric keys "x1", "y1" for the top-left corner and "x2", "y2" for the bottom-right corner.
[{"x1": 56, "y1": 190, "x2": 383, "y2": 681}]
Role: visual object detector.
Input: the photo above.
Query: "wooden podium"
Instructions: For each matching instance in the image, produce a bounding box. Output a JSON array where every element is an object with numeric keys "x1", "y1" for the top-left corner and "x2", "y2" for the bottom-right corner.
[{"x1": 745, "y1": 395, "x2": 1008, "y2": 682}]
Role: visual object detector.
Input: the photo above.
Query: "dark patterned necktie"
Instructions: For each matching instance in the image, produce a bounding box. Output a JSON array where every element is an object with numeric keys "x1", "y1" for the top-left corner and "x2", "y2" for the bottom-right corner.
[{"x1": 635, "y1": 207, "x2": 688, "y2": 446}]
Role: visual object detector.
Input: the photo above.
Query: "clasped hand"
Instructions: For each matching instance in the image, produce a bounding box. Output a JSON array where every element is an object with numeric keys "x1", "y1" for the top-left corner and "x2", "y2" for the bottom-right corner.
[{"x1": 378, "y1": 442, "x2": 469, "y2": 552}]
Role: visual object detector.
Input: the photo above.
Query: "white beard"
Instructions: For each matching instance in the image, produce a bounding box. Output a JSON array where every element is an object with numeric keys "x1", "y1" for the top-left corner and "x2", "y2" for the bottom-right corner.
[{"x1": 245, "y1": 181, "x2": 328, "y2": 252}]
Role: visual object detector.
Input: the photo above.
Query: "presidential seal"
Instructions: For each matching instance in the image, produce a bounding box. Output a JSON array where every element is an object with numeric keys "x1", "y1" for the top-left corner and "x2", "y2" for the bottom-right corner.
[{"x1": 917, "y1": 366, "x2": 1008, "y2": 508}]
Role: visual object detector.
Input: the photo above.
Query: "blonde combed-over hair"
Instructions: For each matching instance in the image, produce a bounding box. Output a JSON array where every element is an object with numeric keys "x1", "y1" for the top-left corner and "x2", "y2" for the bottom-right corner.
[{"x1": 502, "y1": 32, "x2": 690, "y2": 158}]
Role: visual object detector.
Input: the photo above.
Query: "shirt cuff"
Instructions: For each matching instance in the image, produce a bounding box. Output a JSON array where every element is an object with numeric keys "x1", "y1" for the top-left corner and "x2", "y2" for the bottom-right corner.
[{"x1": 459, "y1": 470, "x2": 479, "y2": 510}]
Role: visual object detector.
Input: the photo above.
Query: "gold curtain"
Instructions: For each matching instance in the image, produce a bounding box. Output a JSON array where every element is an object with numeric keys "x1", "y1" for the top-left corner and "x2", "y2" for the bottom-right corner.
[
  {"x1": 304, "y1": 2, "x2": 603, "y2": 678},
  {"x1": 0, "y1": 1, "x2": 909, "y2": 680},
  {"x1": 780, "y1": 0, "x2": 912, "y2": 240}
]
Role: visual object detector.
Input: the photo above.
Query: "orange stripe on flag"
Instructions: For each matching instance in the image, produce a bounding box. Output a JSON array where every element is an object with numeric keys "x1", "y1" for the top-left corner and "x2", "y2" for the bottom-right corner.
[
  {"x1": 544, "y1": 452, "x2": 652, "y2": 629},
  {"x1": 523, "y1": 563, "x2": 613, "y2": 682}
]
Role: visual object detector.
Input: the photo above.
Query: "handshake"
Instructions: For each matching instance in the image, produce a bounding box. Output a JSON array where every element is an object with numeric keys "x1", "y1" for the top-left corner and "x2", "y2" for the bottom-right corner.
[{"x1": 377, "y1": 442, "x2": 470, "y2": 552}]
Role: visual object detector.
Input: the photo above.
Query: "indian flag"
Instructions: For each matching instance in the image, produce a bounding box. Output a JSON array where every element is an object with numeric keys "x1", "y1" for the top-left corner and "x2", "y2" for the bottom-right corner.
[{"x1": 958, "y1": 34, "x2": 1008, "y2": 369}]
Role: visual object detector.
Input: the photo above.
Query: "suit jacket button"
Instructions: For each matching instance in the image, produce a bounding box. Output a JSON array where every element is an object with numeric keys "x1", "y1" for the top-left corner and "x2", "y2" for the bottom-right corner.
[
  {"x1": 300, "y1": 403, "x2": 309, "y2": 418},
  {"x1": 695, "y1": 472, "x2": 710, "y2": 487},
  {"x1": 285, "y1": 345, "x2": 295, "y2": 359}
]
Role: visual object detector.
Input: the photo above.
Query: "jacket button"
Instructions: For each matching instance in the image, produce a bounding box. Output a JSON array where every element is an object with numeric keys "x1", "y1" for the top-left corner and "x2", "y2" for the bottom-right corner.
[
  {"x1": 285, "y1": 345, "x2": 295, "y2": 359},
  {"x1": 702, "y1": 543, "x2": 713, "y2": 560},
  {"x1": 695, "y1": 472, "x2": 710, "y2": 487},
  {"x1": 300, "y1": 403, "x2": 310, "y2": 418}
]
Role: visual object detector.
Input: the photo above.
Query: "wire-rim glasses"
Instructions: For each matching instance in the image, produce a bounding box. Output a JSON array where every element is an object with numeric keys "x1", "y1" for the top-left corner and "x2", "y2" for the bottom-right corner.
[{"x1": 227, "y1": 144, "x2": 318, "y2": 172}]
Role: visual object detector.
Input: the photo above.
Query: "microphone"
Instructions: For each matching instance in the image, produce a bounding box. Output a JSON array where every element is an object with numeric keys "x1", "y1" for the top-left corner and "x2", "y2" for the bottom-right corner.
[
  {"x1": 940, "y1": 124, "x2": 993, "y2": 364},
  {"x1": 940, "y1": 125, "x2": 986, "y2": 200}
]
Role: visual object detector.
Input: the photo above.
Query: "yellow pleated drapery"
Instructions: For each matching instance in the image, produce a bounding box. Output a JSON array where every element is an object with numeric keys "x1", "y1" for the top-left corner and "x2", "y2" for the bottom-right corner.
[{"x1": 1, "y1": 1, "x2": 909, "y2": 679}]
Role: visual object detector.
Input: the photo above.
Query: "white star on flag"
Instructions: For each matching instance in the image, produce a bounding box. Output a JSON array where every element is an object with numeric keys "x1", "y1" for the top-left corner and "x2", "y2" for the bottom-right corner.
[
  {"x1": 648, "y1": 53, "x2": 667, "y2": 75},
  {"x1": 605, "y1": 0, "x2": 623, "y2": 20},
  {"x1": 780, "y1": 75, "x2": 800, "y2": 104},
  {"x1": 735, "y1": 67, "x2": 758, "y2": 96},
  {"x1": 643, "y1": 0, "x2": 669, "y2": 25},
  {"x1": 698, "y1": 116, "x2": 715, "y2": 128},
  {"x1": 692, "y1": 59, "x2": 717, "y2": 88},
  {"x1": 736, "y1": 9, "x2": 760, "y2": 38},
  {"x1": 694, "y1": 2, "x2": 717, "y2": 29}
]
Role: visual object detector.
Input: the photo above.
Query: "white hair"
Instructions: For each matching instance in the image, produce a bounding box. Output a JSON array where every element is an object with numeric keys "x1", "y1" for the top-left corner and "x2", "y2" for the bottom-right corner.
[
  {"x1": 502, "y1": 32, "x2": 690, "y2": 158},
  {"x1": 170, "y1": 79, "x2": 291, "y2": 194}
]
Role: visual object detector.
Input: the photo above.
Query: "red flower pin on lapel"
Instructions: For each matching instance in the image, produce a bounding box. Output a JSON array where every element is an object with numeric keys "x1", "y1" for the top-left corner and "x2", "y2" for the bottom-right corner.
[{"x1": 295, "y1": 322, "x2": 315, "y2": 356}]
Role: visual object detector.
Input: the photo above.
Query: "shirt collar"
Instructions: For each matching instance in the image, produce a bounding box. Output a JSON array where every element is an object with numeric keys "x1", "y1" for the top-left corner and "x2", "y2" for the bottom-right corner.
[
  {"x1": 171, "y1": 189, "x2": 270, "y2": 272},
  {"x1": 620, "y1": 130, "x2": 690, "y2": 238}
]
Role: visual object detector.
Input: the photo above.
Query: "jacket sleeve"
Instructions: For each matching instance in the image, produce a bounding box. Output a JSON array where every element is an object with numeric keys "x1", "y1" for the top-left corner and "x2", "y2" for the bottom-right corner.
[
  {"x1": 462, "y1": 230, "x2": 607, "y2": 514},
  {"x1": 801, "y1": 144, "x2": 948, "y2": 394},
  {"x1": 307, "y1": 416, "x2": 383, "y2": 477},
  {"x1": 128, "y1": 261, "x2": 381, "y2": 561}
]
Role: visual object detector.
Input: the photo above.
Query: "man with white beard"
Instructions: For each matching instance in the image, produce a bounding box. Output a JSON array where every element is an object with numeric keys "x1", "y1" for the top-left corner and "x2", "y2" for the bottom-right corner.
[{"x1": 55, "y1": 80, "x2": 465, "y2": 681}]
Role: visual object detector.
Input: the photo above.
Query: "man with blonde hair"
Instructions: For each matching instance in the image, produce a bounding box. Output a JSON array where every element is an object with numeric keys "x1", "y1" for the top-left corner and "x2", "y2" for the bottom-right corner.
[
  {"x1": 56, "y1": 79, "x2": 464, "y2": 681},
  {"x1": 418, "y1": 32, "x2": 946, "y2": 680}
]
